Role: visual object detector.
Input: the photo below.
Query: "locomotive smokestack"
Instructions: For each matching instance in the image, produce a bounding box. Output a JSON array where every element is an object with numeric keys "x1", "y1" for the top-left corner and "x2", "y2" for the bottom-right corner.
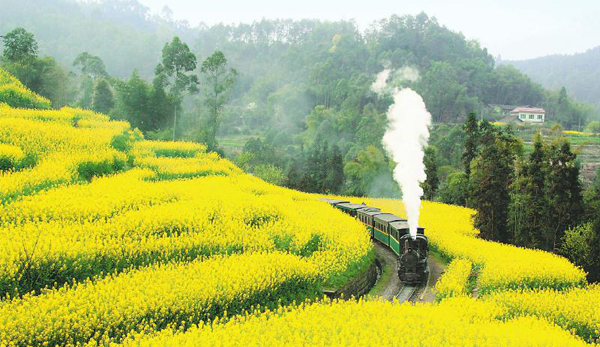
[{"x1": 372, "y1": 68, "x2": 431, "y2": 239}]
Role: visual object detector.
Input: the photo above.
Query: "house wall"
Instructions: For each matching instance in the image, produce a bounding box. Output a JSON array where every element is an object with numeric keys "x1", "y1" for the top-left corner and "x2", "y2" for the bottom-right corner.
[{"x1": 517, "y1": 112, "x2": 545, "y2": 123}]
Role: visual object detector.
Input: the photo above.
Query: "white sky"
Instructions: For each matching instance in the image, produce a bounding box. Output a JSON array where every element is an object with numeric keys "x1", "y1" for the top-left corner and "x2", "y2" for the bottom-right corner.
[{"x1": 136, "y1": 0, "x2": 600, "y2": 60}]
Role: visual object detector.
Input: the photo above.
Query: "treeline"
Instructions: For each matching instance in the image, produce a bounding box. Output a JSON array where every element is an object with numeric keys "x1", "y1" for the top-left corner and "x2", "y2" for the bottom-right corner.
[
  {"x1": 2, "y1": 3, "x2": 599, "y2": 197},
  {"x1": 0, "y1": 28, "x2": 236, "y2": 153},
  {"x1": 420, "y1": 114, "x2": 600, "y2": 281}
]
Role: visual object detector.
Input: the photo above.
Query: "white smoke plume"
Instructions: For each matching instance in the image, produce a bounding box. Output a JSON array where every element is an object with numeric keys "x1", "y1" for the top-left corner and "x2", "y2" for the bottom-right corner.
[
  {"x1": 394, "y1": 66, "x2": 420, "y2": 83},
  {"x1": 373, "y1": 68, "x2": 431, "y2": 239},
  {"x1": 371, "y1": 69, "x2": 391, "y2": 94}
]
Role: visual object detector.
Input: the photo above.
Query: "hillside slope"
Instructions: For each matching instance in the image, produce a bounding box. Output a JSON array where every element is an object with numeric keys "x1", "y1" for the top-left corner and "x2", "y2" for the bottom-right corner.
[{"x1": 505, "y1": 46, "x2": 600, "y2": 106}]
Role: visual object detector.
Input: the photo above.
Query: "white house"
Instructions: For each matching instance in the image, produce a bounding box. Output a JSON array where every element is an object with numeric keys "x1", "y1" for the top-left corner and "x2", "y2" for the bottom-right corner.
[{"x1": 510, "y1": 107, "x2": 546, "y2": 123}]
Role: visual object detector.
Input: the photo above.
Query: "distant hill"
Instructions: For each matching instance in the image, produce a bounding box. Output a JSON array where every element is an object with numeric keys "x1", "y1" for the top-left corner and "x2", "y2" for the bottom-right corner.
[{"x1": 503, "y1": 47, "x2": 600, "y2": 106}]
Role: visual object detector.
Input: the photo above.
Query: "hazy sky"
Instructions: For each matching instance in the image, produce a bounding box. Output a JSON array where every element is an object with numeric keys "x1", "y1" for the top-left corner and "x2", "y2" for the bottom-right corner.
[{"x1": 135, "y1": 0, "x2": 600, "y2": 60}]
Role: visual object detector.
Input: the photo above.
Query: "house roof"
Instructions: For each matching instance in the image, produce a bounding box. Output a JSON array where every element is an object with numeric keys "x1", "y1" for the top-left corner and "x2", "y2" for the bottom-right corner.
[
  {"x1": 489, "y1": 104, "x2": 519, "y2": 111},
  {"x1": 511, "y1": 107, "x2": 545, "y2": 114}
]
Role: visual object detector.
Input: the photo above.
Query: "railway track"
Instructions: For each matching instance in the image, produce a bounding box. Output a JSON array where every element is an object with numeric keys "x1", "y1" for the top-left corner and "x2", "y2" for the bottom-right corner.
[{"x1": 395, "y1": 284, "x2": 420, "y2": 303}]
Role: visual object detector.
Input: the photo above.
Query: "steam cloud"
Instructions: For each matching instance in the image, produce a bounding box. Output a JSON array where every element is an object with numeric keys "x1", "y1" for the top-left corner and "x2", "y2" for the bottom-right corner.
[
  {"x1": 373, "y1": 68, "x2": 431, "y2": 239},
  {"x1": 371, "y1": 69, "x2": 391, "y2": 94}
]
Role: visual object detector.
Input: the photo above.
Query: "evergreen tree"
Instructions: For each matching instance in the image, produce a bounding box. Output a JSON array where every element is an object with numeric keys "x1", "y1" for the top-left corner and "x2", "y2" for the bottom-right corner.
[
  {"x1": 147, "y1": 77, "x2": 173, "y2": 131},
  {"x1": 547, "y1": 141, "x2": 584, "y2": 251},
  {"x1": 422, "y1": 146, "x2": 439, "y2": 200},
  {"x1": 325, "y1": 144, "x2": 344, "y2": 193},
  {"x1": 470, "y1": 126, "x2": 515, "y2": 243},
  {"x1": 590, "y1": 215, "x2": 600, "y2": 282},
  {"x1": 92, "y1": 79, "x2": 114, "y2": 114},
  {"x1": 462, "y1": 112, "x2": 479, "y2": 180},
  {"x1": 515, "y1": 133, "x2": 549, "y2": 248}
]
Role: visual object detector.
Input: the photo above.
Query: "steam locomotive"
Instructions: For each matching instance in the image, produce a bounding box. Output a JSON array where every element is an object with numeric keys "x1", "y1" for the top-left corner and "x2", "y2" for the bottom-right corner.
[{"x1": 321, "y1": 198, "x2": 429, "y2": 284}]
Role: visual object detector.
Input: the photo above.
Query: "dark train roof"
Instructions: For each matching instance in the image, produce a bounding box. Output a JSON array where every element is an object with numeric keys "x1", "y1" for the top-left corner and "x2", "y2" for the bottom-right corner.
[
  {"x1": 390, "y1": 220, "x2": 410, "y2": 230},
  {"x1": 336, "y1": 203, "x2": 368, "y2": 210},
  {"x1": 359, "y1": 207, "x2": 381, "y2": 212},
  {"x1": 358, "y1": 209, "x2": 384, "y2": 217},
  {"x1": 390, "y1": 221, "x2": 425, "y2": 234},
  {"x1": 373, "y1": 213, "x2": 404, "y2": 223},
  {"x1": 319, "y1": 198, "x2": 349, "y2": 205}
]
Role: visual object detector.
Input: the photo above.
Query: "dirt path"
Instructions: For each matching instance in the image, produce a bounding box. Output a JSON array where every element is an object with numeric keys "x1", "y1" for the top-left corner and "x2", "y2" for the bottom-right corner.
[{"x1": 371, "y1": 241, "x2": 446, "y2": 303}]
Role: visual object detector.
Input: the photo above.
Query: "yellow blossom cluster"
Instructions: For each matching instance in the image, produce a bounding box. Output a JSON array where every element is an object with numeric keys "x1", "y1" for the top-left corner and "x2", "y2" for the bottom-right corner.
[
  {"x1": 0, "y1": 105, "x2": 131, "y2": 201},
  {"x1": 0, "y1": 252, "x2": 321, "y2": 347},
  {"x1": 434, "y1": 258, "x2": 472, "y2": 300},
  {"x1": 0, "y1": 143, "x2": 24, "y2": 170},
  {"x1": 486, "y1": 285, "x2": 600, "y2": 343},
  {"x1": 0, "y1": 68, "x2": 51, "y2": 109},
  {"x1": 115, "y1": 297, "x2": 593, "y2": 347},
  {"x1": 132, "y1": 140, "x2": 241, "y2": 179},
  {"x1": 133, "y1": 140, "x2": 207, "y2": 158},
  {"x1": 564, "y1": 130, "x2": 599, "y2": 136}
]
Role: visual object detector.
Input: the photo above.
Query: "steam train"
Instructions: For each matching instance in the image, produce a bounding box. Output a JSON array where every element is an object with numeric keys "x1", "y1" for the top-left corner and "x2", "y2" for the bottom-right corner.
[{"x1": 321, "y1": 198, "x2": 429, "y2": 284}]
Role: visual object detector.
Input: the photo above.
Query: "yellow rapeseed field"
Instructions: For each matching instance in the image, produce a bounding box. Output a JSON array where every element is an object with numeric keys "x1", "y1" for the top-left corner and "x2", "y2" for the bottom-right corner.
[
  {"x1": 434, "y1": 258, "x2": 472, "y2": 300},
  {"x1": 115, "y1": 297, "x2": 593, "y2": 347},
  {"x1": 0, "y1": 252, "x2": 321, "y2": 347},
  {"x1": 487, "y1": 285, "x2": 600, "y2": 343}
]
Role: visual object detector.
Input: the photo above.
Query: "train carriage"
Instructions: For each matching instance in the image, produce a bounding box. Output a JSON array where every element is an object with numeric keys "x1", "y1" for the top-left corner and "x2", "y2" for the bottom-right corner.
[
  {"x1": 335, "y1": 202, "x2": 369, "y2": 217},
  {"x1": 319, "y1": 198, "x2": 349, "y2": 206},
  {"x1": 373, "y1": 213, "x2": 405, "y2": 249},
  {"x1": 356, "y1": 208, "x2": 383, "y2": 238}
]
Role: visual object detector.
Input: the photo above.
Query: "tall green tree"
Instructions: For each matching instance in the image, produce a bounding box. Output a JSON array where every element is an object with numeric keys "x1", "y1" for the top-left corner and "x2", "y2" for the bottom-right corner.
[
  {"x1": 325, "y1": 144, "x2": 344, "y2": 194},
  {"x1": 546, "y1": 141, "x2": 584, "y2": 251},
  {"x1": 462, "y1": 112, "x2": 479, "y2": 181},
  {"x1": 73, "y1": 52, "x2": 108, "y2": 109},
  {"x1": 591, "y1": 215, "x2": 600, "y2": 282},
  {"x1": 114, "y1": 70, "x2": 150, "y2": 130},
  {"x1": 1, "y1": 27, "x2": 38, "y2": 63},
  {"x1": 514, "y1": 133, "x2": 549, "y2": 248},
  {"x1": 470, "y1": 126, "x2": 515, "y2": 243},
  {"x1": 155, "y1": 36, "x2": 198, "y2": 140},
  {"x1": 73, "y1": 52, "x2": 107, "y2": 80},
  {"x1": 422, "y1": 146, "x2": 439, "y2": 200},
  {"x1": 200, "y1": 50, "x2": 237, "y2": 151},
  {"x1": 92, "y1": 79, "x2": 114, "y2": 114}
]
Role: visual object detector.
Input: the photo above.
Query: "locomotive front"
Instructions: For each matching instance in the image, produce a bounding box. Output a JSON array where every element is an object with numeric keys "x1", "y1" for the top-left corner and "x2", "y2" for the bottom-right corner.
[{"x1": 397, "y1": 231, "x2": 429, "y2": 284}]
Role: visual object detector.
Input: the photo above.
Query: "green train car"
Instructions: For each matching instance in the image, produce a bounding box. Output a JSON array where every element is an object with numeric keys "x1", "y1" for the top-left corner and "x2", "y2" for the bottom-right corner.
[{"x1": 320, "y1": 197, "x2": 428, "y2": 284}]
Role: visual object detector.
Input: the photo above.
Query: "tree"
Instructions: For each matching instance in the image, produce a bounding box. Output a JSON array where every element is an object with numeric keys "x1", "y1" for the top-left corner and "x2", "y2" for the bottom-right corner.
[
  {"x1": 470, "y1": 126, "x2": 515, "y2": 243},
  {"x1": 114, "y1": 70, "x2": 150, "y2": 130},
  {"x1": 92, "y1": 79, "x2": 114, "y2": 114},
  {"x1": 155, "y1": 36, "x2": 199, "y2": 140},
  {"x1": 324, "y1": 144, "x2": 344, "y2": 193},
  {"x1": 560, "y1": 222, "x2": 597, "y2": 282},
  {"x1": 200, "y1": 50, "x2": 237, "y2": 151},
  {"x1": 421, "y1": 146, "x2": 439, "y2": 200},
  {"x1": 546, "y1": 140, "x2": 584, "y2": 251},
  {"x1": 73, "y1": 52, "x2": 107, "y2": 80},
  {"x1": 438, "y1": 171, "x2": 468, "y2": 206},
  {"x1": 514, "y1": 133, "x2": 549, "y2": 248},
  {"x1": 1, "y1": 27, "x2": 38, "y2": 63},
  {"x1": 462, "y1": 112, "x2": 479, "y2": 181},
  {"x1": 590, "y1": 216, "x2": 600, "y2": 282}
]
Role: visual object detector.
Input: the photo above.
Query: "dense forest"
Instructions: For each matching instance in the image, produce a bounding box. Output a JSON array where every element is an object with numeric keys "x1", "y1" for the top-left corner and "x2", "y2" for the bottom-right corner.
[
  {"x1": 1, "y1": 0, "x2": 598, "y2": 199},
  {"x1": 505, "y1": 47, "x2": 600, "y2": 107}
]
